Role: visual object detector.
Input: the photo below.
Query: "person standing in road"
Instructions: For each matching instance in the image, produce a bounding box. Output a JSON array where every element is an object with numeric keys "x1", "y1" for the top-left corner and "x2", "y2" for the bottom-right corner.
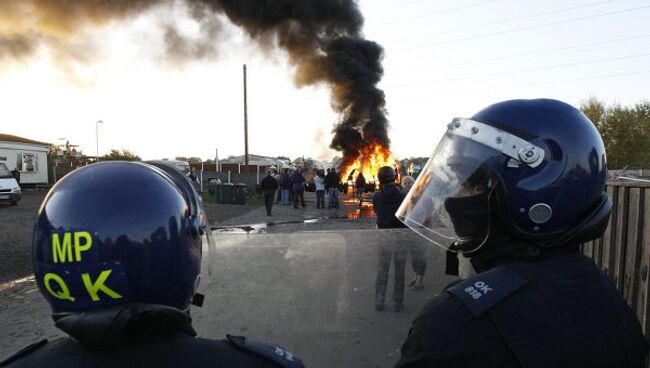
[
  {"x1": 188, "y1": 167, "x2": 198, "y2": 183},
  {"x1": 11, "y1": 165, "x2": 20, "y2": 185},
  {"x1": 261, "y1": 170, "x2": 279, "y2": 216},
  {"x1": 394, "y1": 99, "x2": 648, "y2": 367},
  {"x1": 325, "y1": 168, "x2": 341, "y2": 209},
  {"x1": 278, "y1": 168, "x2": 291, "y2": 205},
  {"x1": 291, "y1": 168, "x2": 306, "y2": 209},
  {"x1": 0, "y1": 161, "x2": 304, "y2": 368},
  {"x1": 314, "y1": 170, "x2": 326, "y2": 209},
  {"x1": 372, "y1": 166, "x2": 408, "y2": 312},
  {"x1": 355, "y1": 173, "x2": 367, "y2": 206}
]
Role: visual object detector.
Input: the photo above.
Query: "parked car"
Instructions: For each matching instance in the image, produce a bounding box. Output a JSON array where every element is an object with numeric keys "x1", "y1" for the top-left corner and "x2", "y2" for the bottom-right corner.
[{"x1": 0, "y1": 163, "x2": 22, "y2": 206}]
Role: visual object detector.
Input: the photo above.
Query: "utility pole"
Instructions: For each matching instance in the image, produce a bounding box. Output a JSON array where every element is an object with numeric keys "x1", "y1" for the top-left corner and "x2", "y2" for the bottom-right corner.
[
  {"x1": 96, "y1": 120, "x2": 103, "y2": 162},
  {"x1": 243, "y1": 64, "x2": 249, "y2": 167}
]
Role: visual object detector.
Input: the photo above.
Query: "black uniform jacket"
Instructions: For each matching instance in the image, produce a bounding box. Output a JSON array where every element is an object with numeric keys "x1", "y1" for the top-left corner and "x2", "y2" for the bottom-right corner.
[
  {"x1": 261, "y1": 175, "x2": 279, "y2": 193},
  {"x1": 395, "y1": 253, "x2": 648, "y2": 368},
  {"x1": 1, "y1": 304, "x2": 303, "y2": 368},
  {"x1": 372, "y1": 184, "x2": 407, "y2": 229}
]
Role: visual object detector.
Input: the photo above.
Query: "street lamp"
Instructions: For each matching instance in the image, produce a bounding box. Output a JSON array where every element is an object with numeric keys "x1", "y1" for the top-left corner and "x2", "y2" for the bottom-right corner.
[{"x1": 96, "y1": 120, "x2": 103, "y2": 161}]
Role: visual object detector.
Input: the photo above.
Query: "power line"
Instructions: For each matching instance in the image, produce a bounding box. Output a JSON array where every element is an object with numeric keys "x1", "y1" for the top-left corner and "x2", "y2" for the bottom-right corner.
[
  {"x1": 391, "y1": 0, "x2": 613, "y2": 42},
  {"x1": 393, "y1": 4, "x2": 650, "y2": 52},
  {"x1": 368, "y1": 0, "x2": 498, "y2": 27},
  {"x1": 389, "y1": 34, "x2": 650, "y2": 75},
  {"x1": 386, "y1": 52, "x2": 650, "y2": 88},
  {"x1": 392, "y1": 69, "x2": 650, "y2": 100}
]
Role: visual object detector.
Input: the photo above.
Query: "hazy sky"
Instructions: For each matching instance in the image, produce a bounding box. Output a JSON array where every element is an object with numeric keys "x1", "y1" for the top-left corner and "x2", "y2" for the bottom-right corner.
[{"x1": 1, "y1": 0, "x2": 648, "y2": 161}]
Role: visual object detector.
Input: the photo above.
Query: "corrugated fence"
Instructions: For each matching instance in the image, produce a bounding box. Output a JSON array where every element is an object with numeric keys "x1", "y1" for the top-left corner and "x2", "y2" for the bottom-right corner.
[{"x1": 582, "y1": 180, "x2": 650, "y2": 338}]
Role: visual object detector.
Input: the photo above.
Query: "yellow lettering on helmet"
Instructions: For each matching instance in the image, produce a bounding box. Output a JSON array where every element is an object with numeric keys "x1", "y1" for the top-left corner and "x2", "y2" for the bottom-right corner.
[
  {"x1": 81, "y1": 270, "x2": 123, "y2": 302},
  {"x1": 43, "y1": 273, "x2": 75, "y2": 302},
  {"x1": 52, "y1": 233, "x2": 73, "y2": 264},
  {"x1": 74, "y1": 231, "x2": 92, "y2": 262}
]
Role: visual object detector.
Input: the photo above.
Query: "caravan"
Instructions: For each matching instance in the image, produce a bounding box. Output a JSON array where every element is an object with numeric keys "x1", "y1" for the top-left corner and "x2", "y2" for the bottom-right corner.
[{"x1": 0, "y1": 163, "x2": 21, "y2": 206}]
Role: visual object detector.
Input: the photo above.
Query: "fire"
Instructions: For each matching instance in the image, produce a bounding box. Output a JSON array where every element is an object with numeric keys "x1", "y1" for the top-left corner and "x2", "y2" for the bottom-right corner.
[{"x1": 340, "y1": 141, "x2": 400, "y2": 184}]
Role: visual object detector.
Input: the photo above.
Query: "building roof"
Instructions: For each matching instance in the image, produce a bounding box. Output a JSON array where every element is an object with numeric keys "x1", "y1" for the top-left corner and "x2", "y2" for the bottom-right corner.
[
  {"x1": 0, "y1": 134, "x2": 51, "y2": 147},
  {"x1": 221, "y1": 154, "x2": 285, "y2": 166}
]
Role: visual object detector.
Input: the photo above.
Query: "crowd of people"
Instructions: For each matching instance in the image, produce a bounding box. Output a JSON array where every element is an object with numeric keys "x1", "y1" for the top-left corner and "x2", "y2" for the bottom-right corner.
[{"x1": 259, "y1": 167, "x2": 345, "y2": 216}]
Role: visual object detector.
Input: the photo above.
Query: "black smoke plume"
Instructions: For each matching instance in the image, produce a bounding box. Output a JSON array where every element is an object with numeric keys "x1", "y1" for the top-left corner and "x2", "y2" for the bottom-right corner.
[
  {"x1": 200, "y1": 0, "x2": 390, "y2": 165},
  {"x1": 0, "y1": 0, "x2": 390, "y2": 162}
]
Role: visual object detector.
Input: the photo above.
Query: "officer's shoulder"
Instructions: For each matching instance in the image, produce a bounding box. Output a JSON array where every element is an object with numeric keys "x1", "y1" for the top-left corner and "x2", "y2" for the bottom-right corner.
[
  {"x1": 446, "y1": 265, "x2": 529, "y2": 317},
  {"x1": 225, "y1": 334, "x2": 304, "y2": 368},
  {"x1": 0, "y1": 339, "x2": 48, "y2": 367}
]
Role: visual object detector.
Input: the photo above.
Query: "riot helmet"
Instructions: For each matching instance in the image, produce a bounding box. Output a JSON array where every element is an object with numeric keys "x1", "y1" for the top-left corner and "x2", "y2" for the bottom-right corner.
[
  {"x1": 396, "y1": 99, "x2": 611, "y2": 254},
  {"x1": 33, "y1": 161, "x2": 213, "y2": 316},
  {"x1": 377, "y1": 166, "x2": 397, "y2": 183}
]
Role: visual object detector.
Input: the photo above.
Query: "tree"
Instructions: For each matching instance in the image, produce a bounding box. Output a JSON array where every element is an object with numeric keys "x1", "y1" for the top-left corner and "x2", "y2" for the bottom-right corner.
[
  {"x1": 101, "y1": 149, "x2": 141, "y2": 161},
  {"x1": 187, "y1": 157, "x2": 202, "y2": 164},
  {"x1": 580, "y1": 96, "x2": 605, "y2": 127},
  {"x1": 579, "y1": 98, "x2": 650, "y2": 169}
]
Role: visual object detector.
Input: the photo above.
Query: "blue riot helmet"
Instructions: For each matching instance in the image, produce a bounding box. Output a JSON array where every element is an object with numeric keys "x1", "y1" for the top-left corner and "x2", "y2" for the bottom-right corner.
[
  {"x1": 33, "y1": 161, "x2": 212, "y2": 316},
  {"x1": 397, "y1": 99, "x2": 611, "y2": 254}
]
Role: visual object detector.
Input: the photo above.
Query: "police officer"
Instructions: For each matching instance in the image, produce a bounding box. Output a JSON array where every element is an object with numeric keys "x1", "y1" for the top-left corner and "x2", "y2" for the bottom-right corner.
[
  {"x1": 394, "y1": 99, "x2": 648, "y2": 367},
  {"x1": 0, "y1": 161, "x2": 304, "y2": 368},
  {"x1": 373, "y1": 166, "x2": 408, "y2": 312}
]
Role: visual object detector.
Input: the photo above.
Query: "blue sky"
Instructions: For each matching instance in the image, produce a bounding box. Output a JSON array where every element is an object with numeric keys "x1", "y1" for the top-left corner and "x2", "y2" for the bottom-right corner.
[{"x1": 0, "y1": 0, "x2": 648, "y2": 161}]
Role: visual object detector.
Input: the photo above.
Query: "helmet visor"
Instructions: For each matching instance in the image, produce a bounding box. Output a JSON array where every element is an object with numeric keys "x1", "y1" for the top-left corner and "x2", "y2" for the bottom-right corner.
[{"x1": 396, "y1": 125, "x2": 501, "y2": 254}]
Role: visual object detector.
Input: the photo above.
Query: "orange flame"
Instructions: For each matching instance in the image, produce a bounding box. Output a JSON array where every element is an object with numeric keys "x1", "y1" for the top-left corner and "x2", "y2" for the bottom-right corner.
[{"x1": 341, "y1": 141, "x2": 400, "y2": 184}]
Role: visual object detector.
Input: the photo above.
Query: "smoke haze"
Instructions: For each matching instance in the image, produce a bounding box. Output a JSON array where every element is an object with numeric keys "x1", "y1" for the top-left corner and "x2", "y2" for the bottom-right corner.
[{"x1": 0, "y1": 0, "x2": 390, "y2": 161}]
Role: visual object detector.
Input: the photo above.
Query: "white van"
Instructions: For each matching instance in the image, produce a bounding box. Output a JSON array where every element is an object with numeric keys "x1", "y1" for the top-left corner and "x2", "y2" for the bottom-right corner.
[{"x1": 0, "y1": 163, "x2": 21, "y2": 206}]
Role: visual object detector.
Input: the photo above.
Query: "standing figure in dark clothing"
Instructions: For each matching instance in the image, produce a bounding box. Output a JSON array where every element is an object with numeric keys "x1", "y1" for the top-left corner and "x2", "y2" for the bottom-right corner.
[
  {"x1": 188, "y1": 167, "x2": 198, "y2": 183},
  {"x1": 393, "y1": 99, "x2": 648, "y2": 367},
  {"x1": 355, "y1": 173, "x2": 367, "y2": 206},
  {"x1": 372, "y1": 166, "x2": 408, "y2": 312},
  {"x1": 260, "y1": 170, "x2": 278, "y2": 216},
  {"x1": 0, "y1": 161, "x2": 303, "y2": 368},
  {"x1": 11, "y1": 166, "x2": 20, "y2": 184},
  {"x1": 291, "y1": 168, "x2": 306, "y2": 209},
  {"x1": 325, "y1": 168, "x2": 341, "y2": 209}
]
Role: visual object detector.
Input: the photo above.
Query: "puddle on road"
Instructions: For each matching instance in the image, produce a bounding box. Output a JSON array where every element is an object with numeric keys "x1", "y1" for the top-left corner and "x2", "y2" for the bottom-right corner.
[
  {"x1": 345, "y1": 203, "x2": 375, "y2": 220},
  {"x1": 211, "y1": 197, "x2": 375, "y2": 234},
  {"x1": 212, "y1": 223, "x2": 268, "y2": 234},
  {"x1": 340, "y1": 196, "x2": 376, "y2": 220},
  {"x1": 0, "y1": 275, "x2": 35, "y2": 293}
]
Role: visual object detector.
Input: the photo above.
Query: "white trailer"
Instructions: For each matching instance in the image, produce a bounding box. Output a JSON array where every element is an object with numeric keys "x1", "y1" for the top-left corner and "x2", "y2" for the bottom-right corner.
[{"x1": 0, "y1": 134, "x2": 50, "y2": 186}]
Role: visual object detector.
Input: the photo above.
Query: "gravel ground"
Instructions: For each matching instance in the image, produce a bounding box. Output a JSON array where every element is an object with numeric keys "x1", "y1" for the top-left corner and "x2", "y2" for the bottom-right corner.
[
  {"x1": 0, "y1": 191, "x2": 46, "y2": 284},
  {"x1": 0, "y1": 189, "x2": 376, "y2": 283}
]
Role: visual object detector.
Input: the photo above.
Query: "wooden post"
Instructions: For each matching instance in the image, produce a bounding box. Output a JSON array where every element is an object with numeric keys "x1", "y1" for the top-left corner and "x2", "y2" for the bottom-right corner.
[{"x1": 243, "y1": 64, "x2": 249, "y2": 167}]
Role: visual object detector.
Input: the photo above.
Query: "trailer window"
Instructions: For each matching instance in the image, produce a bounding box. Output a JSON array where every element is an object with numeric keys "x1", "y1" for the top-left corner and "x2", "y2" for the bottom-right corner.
[{"x1": 20, "y1": 153, "x2": 37, "y2": 172}]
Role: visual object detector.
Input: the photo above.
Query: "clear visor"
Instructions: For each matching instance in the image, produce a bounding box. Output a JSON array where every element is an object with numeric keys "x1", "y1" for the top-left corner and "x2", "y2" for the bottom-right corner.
[{"x1": 396, "y1": 130, "x2": 499, "y2": 254}]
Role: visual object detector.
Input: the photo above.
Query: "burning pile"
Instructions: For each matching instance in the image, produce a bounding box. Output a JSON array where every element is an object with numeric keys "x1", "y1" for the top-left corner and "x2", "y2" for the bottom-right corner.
[{"x1": 340, "y1": 141, "x2": 399, "y2": 184}]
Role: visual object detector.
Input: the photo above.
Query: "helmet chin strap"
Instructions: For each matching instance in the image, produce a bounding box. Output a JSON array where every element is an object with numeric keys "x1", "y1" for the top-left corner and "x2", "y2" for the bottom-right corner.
[{"x1": 445, "y1": 249, "x2": 460, "y2": 276}]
